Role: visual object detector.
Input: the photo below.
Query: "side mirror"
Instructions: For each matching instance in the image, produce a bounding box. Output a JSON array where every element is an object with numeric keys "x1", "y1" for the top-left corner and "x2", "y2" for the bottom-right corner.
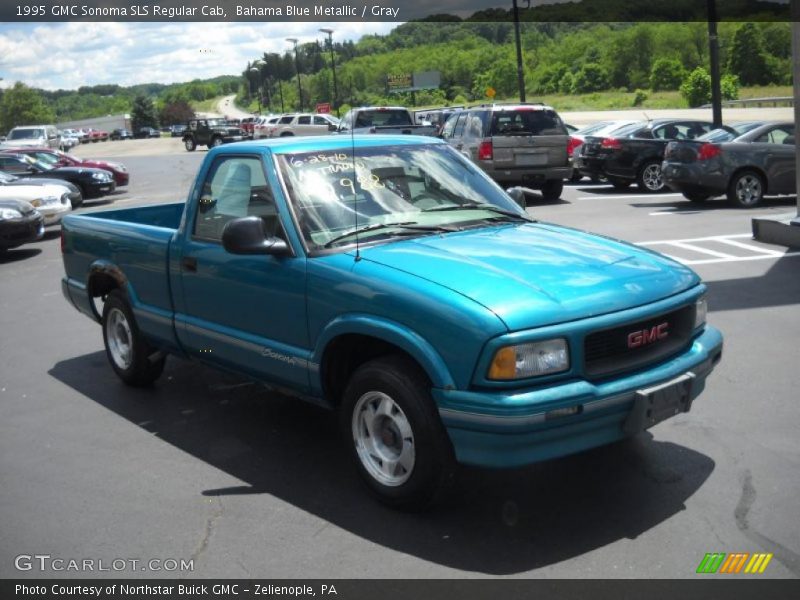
[
  {"x1": 506, "y1": 186, "x2": 527, "y2": 210},
  {"x1": 328, "y1": 123, "x2": 337, "y2": 132},
  {"x1": 221, "y1": 216, "x2": 290, "y2": 256},
  {"x1": 783, "y1": 136, "x2": 795, "y2": 145}
]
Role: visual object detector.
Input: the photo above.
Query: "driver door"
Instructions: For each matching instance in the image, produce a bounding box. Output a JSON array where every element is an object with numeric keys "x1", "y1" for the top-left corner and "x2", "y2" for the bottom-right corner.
[{"x1": 174, "y1": 153, "x2": 310, "y2": 390}]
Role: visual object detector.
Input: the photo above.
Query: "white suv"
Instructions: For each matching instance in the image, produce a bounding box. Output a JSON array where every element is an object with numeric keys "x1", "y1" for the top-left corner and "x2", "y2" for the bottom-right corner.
[
  {"x1": 1, "y1": 125, "x2": 60, "y2": 149},
  {"x1": 253, "y1": 115, "x2": 280, "y2": 140},
  {"x1": 269, "y1": 113, "x2": 339, "y2": 137}
]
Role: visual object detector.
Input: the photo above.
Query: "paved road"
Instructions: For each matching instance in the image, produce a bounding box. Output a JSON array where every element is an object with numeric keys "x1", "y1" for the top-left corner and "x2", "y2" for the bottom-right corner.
[{"x1": 1, "y1": 152, "x2": 798, "y2": 580}]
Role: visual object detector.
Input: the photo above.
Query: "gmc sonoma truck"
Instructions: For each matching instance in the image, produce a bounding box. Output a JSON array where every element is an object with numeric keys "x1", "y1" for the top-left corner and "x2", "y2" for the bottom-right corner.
[{"x1": 61, "y1": 136, "x2": 723, "y2": 509}]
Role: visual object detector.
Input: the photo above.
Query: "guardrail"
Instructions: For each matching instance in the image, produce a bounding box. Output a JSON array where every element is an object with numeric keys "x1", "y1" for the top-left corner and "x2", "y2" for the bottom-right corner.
[{"x1": 701, "y1": 97, "x2": 794, "y2": 108}]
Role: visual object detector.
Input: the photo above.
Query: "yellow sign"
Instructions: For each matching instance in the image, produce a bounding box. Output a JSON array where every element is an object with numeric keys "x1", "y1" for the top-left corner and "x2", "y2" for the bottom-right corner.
[{"x1": 486, "y1": 87, "x2": 496, "y2": 99}]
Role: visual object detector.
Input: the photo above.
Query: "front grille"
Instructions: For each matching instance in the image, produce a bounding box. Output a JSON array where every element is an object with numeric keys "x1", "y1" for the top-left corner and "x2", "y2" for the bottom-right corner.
[{"x1": 584, "y1": 305, "x2": 695, "y2": 379}]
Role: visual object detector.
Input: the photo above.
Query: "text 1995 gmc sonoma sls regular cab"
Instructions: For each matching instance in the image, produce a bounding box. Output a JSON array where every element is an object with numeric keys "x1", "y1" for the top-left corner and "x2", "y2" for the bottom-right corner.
[{"x1": 61, "y1": 135, "x2": 722, "y2": 508}]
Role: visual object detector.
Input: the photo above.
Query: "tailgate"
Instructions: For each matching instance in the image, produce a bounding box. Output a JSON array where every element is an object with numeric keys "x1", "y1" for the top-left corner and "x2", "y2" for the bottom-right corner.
[{"x1": 492, "y1": 133, "x2": 568, "y2": 168}]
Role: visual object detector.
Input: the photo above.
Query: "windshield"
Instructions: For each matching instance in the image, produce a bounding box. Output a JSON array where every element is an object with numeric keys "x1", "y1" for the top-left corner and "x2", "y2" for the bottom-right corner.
[
  {"x1": 489, "y1": 109, "x2": 565, "y2": 136},
  {"x1": 20, "y1": 155, "x2": 51, "y2": 171},
  {"x1": 354, "y1": 110, "x2": 412, "y2": 128},
  {"x1": 9, "y1": 128, "x2": 44, "y2": 140},
  {"x1": 277, "y1": 144, "x2": 526, "y2": 251}
]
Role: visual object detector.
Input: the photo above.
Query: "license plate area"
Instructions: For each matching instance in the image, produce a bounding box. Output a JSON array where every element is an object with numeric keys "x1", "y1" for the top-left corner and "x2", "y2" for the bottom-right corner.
[
  {"x1": 623, "y1": 373, "x2": 694, "y2": 434},
  {"x1": 516, "y1": 153, "x2": 547, "y2": 167}
]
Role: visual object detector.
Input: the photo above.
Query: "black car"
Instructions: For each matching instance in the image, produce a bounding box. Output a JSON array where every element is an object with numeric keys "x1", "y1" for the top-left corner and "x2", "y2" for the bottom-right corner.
[
  {"x1": 0, "y1": 170, "x2": 83, "y2": 208},
  {"x1": 135, "y1": 127, "x2": 161, "y2": 139},
  {"x1": 0, "y1": 199, "x2": 44, "y2": 251},
  {"x1": 663, "y1": 121, "x2": 795, "y2": 208},
  {"x1": 110, "y1": 128, "x2": 133, "y2": 141},
  {"x1": 0, "y1": 153, "x2": 115, "y2": 199},
  {"x1": 574, "y1": 119, "x2": 715, "y2": 192},
  {"x1": 169, "y1": 124, "x2": 187, "y2": 137}
]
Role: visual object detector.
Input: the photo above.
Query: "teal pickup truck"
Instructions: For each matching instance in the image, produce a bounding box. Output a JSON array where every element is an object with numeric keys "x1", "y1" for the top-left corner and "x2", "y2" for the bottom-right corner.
[{"x1": 61, "y1": 136, "x2": 723, "y2": 508}]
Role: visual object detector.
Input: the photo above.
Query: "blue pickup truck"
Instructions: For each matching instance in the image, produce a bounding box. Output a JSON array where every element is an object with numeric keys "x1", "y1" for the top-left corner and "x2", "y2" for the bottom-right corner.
[{"x1": 61, "y1": 135, "x2": 723, "y2": 508}]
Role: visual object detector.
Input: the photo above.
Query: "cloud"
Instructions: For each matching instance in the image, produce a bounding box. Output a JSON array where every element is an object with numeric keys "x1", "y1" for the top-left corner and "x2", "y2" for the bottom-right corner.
[{"x1": 0, "y1": 22, "x2": 399, "y2": 90}]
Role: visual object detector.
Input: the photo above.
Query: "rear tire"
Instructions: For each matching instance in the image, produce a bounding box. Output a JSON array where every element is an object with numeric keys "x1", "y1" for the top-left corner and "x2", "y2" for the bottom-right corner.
[
  {"x1": 727, "y1": 170, "x2": 765, "y2": 208},
  {"x1": 540, "y1": 179, "x2": 564, "y2": 202},
  {"x1": 102, "y1": 290, "x2": 166, "y2": 387},
  {"x1": 340, "y1": 355, "x2": 455, "y2": 510},
  {"x1": 636, "y1": 160, "x2": 665, "y2": 193}
]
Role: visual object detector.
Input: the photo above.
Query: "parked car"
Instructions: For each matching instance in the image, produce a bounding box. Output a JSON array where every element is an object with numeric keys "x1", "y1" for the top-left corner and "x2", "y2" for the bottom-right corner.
[
  {"x1": 169, "y1": 124, "x2": 187, "y2": 138},
  {"x1": 0, "y1": 181, "x2": 71, "y2": 225},
  {"x1": 0, "y1": 170, "x2": 83, "y2": 208},
  {"x1": 135, "y1": 127, "x2": 161, "y2": 139},
  {"x1": 267, "y1": 113, "x2": 339, "y2": 137},
  {"x1": 84, "y1": 129, "x2": 109, "y2": 143},
  {"x1": 440, "y1": 103, "x2": 571, "y2": 201},
  {"x1": 337, "y1": 107, "x2": 438, "y2": 136},
  {"x1": 239, "y1": 116, "x2": 257, "y2": 138},
  {"x1": 62, "y1": 129, "x2": 86, "y2": 143},
  {"x1": 60, "y1": 135, "x2": 722, "y2": 508},
  {"x1": 0, "y1": 125, "x2": 60, "y2": 150},
  {"x1": 568, "y1": 120, "x2": 638, "y2": 182},
  {"x1": 182, "y1": 118, "x2": 245, "y2": 151},
  {"x1": 574, "y1": 119, "x2": 714, "y2": 192},
  {"x1": 110, "y1": 128, "x2": 134, "y2": 141},
  {"x1": 663, "y1": 121, "x2": 795, "y2": 208},
  {"x1": 5, "y1": 147, "x2": 129, "y2": 188},
  {"x1": 253, "y1": 115, "x2": 280, "y2": 140},
  {"x1": 0, "y1": 153, "x2": 115, "y2": 199},
  {"x1": 0, "y1": 199, "x2": 44, "y2": 251},
  {"x1": 58, "y1": 131, "x2": 81, "y2": 151}
]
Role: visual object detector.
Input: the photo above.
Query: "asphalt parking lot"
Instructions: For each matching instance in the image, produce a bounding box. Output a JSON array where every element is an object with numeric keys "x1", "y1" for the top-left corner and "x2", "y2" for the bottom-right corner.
[{"x1": 1, "y1": 142, "x2": 799, "y2": 579}]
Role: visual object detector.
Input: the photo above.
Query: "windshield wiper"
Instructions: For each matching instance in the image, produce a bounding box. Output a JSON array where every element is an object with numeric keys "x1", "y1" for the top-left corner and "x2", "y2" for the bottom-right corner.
[
  {"x1": 323, "y1": 221, "x2": 459, "y2": 248},
  {"x1": 421, "y1": 202, "x2": 535, "y2": 222}
]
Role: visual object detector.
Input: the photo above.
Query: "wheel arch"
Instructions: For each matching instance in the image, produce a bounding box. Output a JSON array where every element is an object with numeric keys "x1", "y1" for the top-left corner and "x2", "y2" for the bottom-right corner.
[{"x1": 313, "y1": 315, "x2": 456, "y2": 407}]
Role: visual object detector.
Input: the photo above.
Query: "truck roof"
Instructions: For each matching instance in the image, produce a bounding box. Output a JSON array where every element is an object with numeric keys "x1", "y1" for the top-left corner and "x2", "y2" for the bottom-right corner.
[{"x1": 215, "y1": 134, "x2": 445, "y2": 156}]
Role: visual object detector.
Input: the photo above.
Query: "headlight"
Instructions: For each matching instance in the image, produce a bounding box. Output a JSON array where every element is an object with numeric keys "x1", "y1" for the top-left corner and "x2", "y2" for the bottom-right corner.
[
  {"x1": 488, "y1": 338, "x2": 570, "y2": 380},
  {"x1": 91, "y1": 172, "x2": 110, "y2": 180},
  {"x1": 0, "y1": 208, "x2": 22, "y2": 220},
  {"x1": 694, "y1": 296, "x2": 707, "y2": 329},
  {"x1": 29, "y1": 198, "x2": 43, "y2": 207}
]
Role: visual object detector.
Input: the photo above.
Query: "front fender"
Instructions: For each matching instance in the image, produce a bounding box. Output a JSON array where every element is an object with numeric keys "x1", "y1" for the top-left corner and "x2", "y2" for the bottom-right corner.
[{"x1": 310, "y1": 313, "x2": 457, "y2": 396}]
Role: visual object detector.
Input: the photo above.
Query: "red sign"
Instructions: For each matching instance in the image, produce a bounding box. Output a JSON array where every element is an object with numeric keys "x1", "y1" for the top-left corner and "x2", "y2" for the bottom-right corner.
[{"x1": 316, "y1": 103, "x2": 331, "y2": 114}]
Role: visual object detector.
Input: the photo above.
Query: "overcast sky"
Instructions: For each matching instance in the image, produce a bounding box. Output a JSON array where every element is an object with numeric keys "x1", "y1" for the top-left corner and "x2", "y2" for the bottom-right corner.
[{"x1": 0, "y1": 22, "x2": 399, "y2": 91}]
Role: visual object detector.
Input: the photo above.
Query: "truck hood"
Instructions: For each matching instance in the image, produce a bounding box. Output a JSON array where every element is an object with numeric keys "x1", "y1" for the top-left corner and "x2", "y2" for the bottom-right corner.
[{"x1": 360, "y1": 223, "x2": 699, "y2": 331}]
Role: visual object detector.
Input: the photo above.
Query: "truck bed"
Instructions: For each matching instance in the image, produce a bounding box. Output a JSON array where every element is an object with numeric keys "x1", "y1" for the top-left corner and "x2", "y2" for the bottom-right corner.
[{"x1": 61, "y1": 202, "x2": 184, "y2": 348}]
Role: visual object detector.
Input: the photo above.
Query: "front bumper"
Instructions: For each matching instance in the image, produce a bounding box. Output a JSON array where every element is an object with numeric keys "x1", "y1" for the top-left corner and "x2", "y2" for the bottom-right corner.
[
  {"x1": 0, "y1": 213, "x2": 44, "y2": 249},
  {"x1": 84, "y1": 180, "x2": 116, "y2": 198},
  {"x1": 434, "y1": 326, "x2": 723, "y2": 468},
  {"x1": 38, "y1": 202, "x2": 71, "y2": 226}
]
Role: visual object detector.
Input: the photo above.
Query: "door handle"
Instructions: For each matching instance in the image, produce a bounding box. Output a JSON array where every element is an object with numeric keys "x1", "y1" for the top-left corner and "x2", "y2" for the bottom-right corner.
[{"x1": 181, "y1": 256, "x2": 197, "y2": 272}]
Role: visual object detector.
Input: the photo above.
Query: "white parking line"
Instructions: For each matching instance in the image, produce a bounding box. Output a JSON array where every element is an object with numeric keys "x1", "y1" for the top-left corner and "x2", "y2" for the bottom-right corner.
[
  {"x1": 578, "y1": 193, "x2": 682, "y2": 201},
  {"x1": 637, "y1": 233, "x2": 800, "y2": 265}
]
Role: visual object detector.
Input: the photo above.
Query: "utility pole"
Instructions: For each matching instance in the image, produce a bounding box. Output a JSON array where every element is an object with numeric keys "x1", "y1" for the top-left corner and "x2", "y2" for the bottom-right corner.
[
  {"x1": 286, "y1": 38, "x2": 304, "y2": 112},
  {"x1": 512, "y1": 0, "x2": 529, "y2": 103},
  {"x1": 320, "y1": 28, "x2": 340, "y2": 117},
  {"x1": 707, "y1": 0, "x2": 723, "y2": 127}
]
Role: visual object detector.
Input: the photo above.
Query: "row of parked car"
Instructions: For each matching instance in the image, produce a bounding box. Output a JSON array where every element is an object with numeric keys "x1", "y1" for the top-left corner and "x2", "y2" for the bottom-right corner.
[{"x1": 0, "y1": 146, "x2": 129, "y2": 252}]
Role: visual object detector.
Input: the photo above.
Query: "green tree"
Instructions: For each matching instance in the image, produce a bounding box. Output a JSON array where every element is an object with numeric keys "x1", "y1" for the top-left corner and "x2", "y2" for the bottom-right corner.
[
  {"x1": 130, "y1": 95, "x2": 158, "y2": 130},
  {"x1": 649, "y1": 58, "x2": 685, "y2": 91},
  {"x1": 159, "y1": 100, "x2": 194, "y2": 126},
  {"x1": 679, "y1": 67, "x2": 711, "y2": 107},
  {"x1": 0, "y1": 82, "x2": 56, "y2": 133},
  {"x1": 720, "y1": 74, "x2": 740, "y2": 101},
  {"x1": 728, "y1": 23, "x2": 772, "y2": 86},
  {"x1": 573, "y1": 63, "x2": 609, "y2": 93}
]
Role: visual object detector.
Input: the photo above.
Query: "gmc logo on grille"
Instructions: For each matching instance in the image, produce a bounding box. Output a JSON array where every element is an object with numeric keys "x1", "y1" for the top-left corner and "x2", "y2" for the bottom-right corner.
[{"x1": 627, "y1": 323, "x2": 669, "y2": 348}]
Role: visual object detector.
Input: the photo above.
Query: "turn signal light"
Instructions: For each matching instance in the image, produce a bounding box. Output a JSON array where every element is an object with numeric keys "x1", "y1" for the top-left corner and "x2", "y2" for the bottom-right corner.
[
  {"x1": 601, "y1": 137, "x2": 622, "y2": 150},
  {"x1": 567, "y1": 136, "x2": 583, "y2": 157}
]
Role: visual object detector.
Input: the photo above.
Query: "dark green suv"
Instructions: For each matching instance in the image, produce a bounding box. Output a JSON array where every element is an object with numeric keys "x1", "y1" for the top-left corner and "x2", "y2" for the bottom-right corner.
[
  {"x1": 182, "y1": 118, "x2": 245, "y2": 151},
  {"x1": 440, "y1": 103, "x2": 571, "y2": 201}
]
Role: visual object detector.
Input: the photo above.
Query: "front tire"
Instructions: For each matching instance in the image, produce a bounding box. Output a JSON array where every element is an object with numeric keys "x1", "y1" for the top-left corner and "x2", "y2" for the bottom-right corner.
[
  {"x1": 637, "y1": 160, "x2": 665, "y2": 193},
  {"x1": 210, "y1": 136, "x2": 224, "y2": 148},
  {"x1": 340, "y1": 356, "x2": 455, "y2": 510},
  {"x1": 184, "y1": 137, "x2": 196, "y2": 151},
  {"x1": 102, "y1": 290, "x2": 166, "y2": 387},
  {"x1": 727, "y1": 170, "x2": 765, "y2": 208}
]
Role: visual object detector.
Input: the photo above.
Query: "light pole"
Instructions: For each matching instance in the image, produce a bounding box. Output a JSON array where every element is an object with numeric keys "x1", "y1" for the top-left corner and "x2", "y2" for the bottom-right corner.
[
  {"x1": 319, "y1": 28, "x2": 339, "y2": 117},
  {"x1": 286, "y1": 38, "x2": 303, "y2": 112},
  {"x1": 512, "y1": 0, "x2": 530, "y2": 103},
  {"x1": 707, "y1": 0, "x2": 722, "y2": 128},
  {"x1": 249, "y1": 65, "x2": 262, "y2": 114}
]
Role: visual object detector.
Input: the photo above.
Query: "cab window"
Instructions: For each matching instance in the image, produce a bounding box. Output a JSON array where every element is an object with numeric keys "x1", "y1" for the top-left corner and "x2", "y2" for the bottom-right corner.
[{"x1": 193, "y1": 156, "x2": 280, "y2": 242}]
